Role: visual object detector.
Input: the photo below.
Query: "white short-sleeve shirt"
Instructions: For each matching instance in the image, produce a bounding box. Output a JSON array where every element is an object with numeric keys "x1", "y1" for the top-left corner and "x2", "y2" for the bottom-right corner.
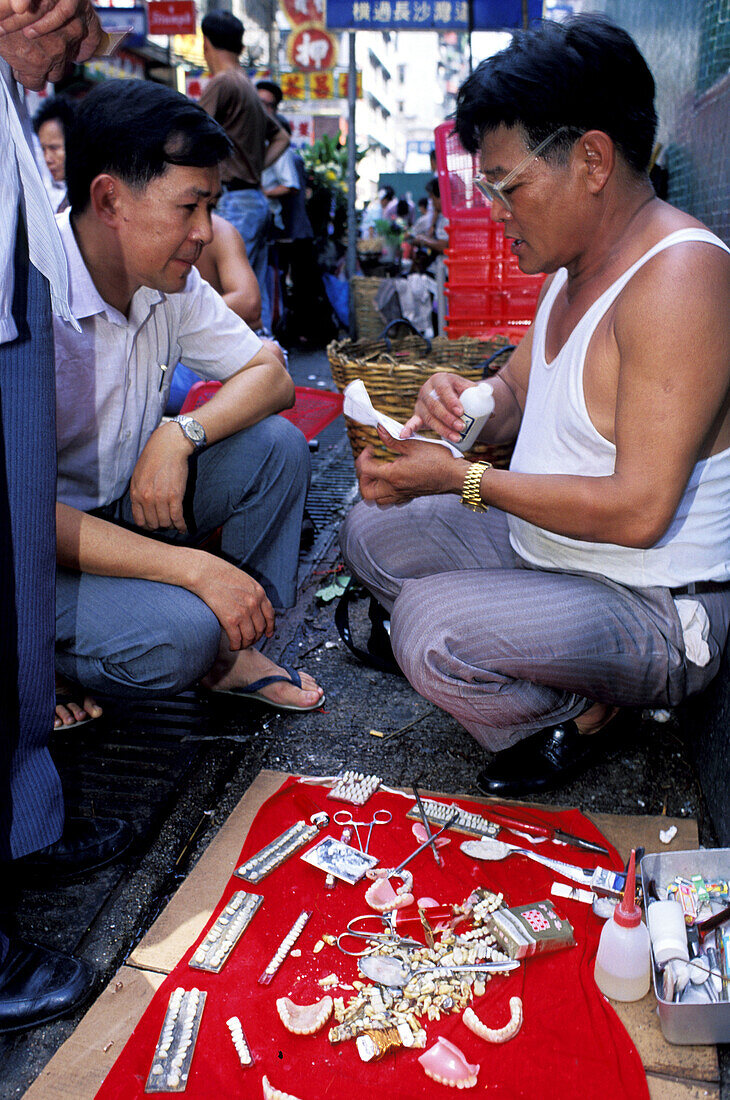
[{"x1": 54, "y1": 209, "x2": 263, "y2": 511}]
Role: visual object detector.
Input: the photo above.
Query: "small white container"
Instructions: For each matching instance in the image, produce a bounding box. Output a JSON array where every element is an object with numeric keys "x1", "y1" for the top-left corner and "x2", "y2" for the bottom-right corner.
[
  {"x1": 452, "y1": 382, "x2": 495, "y2": 452},
  {"x1": 647, "y1": 900, "x2": 690, "y2": 967},
  {"x1": 594, "y1": 849, "x2": 651, "y2": 1002}
]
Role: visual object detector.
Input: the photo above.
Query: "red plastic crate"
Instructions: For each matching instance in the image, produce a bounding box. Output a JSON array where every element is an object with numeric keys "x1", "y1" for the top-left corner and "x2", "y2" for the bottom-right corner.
[
  {"x1": 180, "y1": 382, "x2": 344, "y2": 441},
  {"x1": 434, "y1": 120, "x2": 489, "y2": 219},
  {"x1": 445, "y1": 281, "x2": 540, "y2": 326},
  {"x1": 447, "y1": 216, "x2": 504, "y2": 252},
  {"x1": 445, "y1": 318, "x2": 530, "y2": 342},
  {"x1": 445, "y1": 249, "x2": 509, "y2": 283}
]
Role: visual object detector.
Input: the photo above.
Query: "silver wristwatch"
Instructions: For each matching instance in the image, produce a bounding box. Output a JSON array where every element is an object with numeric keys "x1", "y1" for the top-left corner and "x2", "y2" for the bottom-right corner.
[{"x1": 171, "y1": 415, "x2": 207, "y2": 451}]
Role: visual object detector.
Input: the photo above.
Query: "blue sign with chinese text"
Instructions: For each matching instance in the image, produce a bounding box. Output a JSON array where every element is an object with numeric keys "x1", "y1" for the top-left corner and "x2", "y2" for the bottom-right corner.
[{"x1": 325, "y1": 0, "x2": 542, "y2": 30}]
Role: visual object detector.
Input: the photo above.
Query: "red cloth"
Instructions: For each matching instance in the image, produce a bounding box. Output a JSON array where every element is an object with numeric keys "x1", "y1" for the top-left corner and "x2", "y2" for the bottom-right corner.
[{"x1": 96, "y1": 780, "x2": 649, "y2": 1099}]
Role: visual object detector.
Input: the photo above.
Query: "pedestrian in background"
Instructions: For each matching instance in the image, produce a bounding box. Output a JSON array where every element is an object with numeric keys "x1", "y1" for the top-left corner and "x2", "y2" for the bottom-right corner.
[
  {"x1": 199, "y1": 12, "x2": 289, "y2": 336},
  {"x1": 32, "y1": 94, "x2": 74, "y2": 212}
]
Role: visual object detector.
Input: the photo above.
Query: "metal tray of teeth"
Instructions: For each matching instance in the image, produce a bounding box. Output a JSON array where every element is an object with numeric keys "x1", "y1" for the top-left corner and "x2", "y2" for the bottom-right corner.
[
  {"x1": 189, "y1": 891, "x2": 262, "y2": 973},
  {"x1": 234, "y1": 820, "x2": 321, "y2": 883},
  {"x1": 146, "y1": 987, "x2": 205, "y2": 1093},
  {"x1": 406, "y1": 799, "x2": 500, "y2": 839}
]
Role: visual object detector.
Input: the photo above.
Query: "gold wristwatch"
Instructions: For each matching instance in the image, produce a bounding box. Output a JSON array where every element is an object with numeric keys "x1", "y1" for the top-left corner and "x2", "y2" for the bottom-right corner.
[{"x1": 460, "y1": 460, "x2": 492, "y2": 512}]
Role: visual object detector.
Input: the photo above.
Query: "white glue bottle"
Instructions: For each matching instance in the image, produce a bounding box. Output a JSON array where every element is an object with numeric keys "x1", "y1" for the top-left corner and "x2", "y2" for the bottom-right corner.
[
  {"x1": 452, "y1": 382, "x2": 495, "y2": 452},
  {"x1": 594, "y1": 850, "x2": 651, "y2": 1001}
]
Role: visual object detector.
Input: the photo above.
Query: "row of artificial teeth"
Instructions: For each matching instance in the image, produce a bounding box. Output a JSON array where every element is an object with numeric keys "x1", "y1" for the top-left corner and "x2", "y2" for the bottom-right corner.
[
  {"x1": 237, "y1": 823, "x2": 317, "y2": 880},
  {"x1": 226, "y1": 1016, "x2": 254, "y2": 1066},
  {"x1": 264, "y1": 911, "x2": 311, "y2": 976},
  {"x1": 192, "y1": 894, "x2": 261, "y2": 968}
]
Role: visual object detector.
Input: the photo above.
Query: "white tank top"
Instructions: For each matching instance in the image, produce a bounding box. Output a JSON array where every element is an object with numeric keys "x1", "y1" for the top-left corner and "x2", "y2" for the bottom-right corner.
[{"x1": 508, "y1": 228, "x2": 730, "y2": 589}]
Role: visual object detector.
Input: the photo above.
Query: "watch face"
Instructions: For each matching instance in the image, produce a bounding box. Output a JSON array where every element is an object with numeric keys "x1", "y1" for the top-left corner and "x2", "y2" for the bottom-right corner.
[{"x1": 182, "y1": 418, "x2": 205, "y2": 444}]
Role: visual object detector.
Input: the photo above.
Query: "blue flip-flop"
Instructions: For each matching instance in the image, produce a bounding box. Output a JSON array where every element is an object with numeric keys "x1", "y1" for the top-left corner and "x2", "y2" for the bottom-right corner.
[{"x1": 211, "y1": 664, "x2": 325, "y2": 712}]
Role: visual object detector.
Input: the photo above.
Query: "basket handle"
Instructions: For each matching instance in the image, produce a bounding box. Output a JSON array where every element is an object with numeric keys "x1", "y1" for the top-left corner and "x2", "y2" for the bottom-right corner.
[
  {"x1": 478, "y1": 344, "x2": 515, "y2": 378},
  {"x1": 380, "y1": 318, "x2": 432, "y2": 355}
]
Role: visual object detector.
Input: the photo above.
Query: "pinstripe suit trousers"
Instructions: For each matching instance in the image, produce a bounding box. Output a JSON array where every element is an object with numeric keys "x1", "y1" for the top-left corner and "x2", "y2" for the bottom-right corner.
[
  {"x1": 340, "y1": 497, "x2": 730, "y2": 753},
  {"x1": 0, "y1": 215, "x2": 64, "y2": 868}
]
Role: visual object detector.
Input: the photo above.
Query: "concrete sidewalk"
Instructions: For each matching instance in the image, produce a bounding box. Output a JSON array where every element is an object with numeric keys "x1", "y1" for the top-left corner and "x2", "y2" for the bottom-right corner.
[{"x1": 1, "y1": 346, "x2": 726, "y2": 1099}]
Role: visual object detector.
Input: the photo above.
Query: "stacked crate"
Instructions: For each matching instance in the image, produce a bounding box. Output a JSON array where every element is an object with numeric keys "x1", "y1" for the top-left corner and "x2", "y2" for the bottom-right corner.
[{"x1": 434, "y1": 121, "x2": 544, "y2": 342}]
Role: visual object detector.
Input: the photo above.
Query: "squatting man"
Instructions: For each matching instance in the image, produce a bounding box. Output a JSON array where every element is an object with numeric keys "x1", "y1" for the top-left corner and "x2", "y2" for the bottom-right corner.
[
  {"x1": 54, "y1": 80, "x2": 324, "y2": 714},
  {"x1": 340, "y1": 15, "x2": 730, "y2": 799}
]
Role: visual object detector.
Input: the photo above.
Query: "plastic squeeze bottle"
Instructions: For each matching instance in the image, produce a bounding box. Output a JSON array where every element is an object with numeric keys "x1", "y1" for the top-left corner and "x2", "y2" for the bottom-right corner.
[
  {"x1": 594, "y1": 849, "x2": 651, "y2": 1001},
  {"x1": 452, "y1": 382, "x2": 495, "y2": 452}
]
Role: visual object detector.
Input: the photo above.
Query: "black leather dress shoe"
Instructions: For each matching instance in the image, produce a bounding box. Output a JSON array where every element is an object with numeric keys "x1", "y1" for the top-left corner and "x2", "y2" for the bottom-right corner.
[
  {"x1": 0, "y1": 940, "x2": 95, "y2": 1033},
  {"x1": 11, "y1": 817, "x2": 134, "y2": 883},
  {"x1": 476, "y1": 719, "x2": 613, "y2": 797}
]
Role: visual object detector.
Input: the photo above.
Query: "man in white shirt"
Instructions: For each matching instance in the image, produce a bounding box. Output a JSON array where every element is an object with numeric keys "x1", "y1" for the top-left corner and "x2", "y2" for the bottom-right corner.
[{"x1": 54, "y1": 79, "x2": 324, "y2": 717}]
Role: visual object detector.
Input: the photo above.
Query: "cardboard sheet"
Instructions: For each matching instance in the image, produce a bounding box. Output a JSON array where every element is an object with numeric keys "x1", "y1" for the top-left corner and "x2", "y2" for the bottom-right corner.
[{"x1": 23, "y1": 771, "x2": 719, "y2": 1099}]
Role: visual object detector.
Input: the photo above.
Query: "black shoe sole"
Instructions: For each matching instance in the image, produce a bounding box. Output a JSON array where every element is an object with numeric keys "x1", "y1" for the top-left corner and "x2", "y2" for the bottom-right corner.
[{"x1": 0, "y1": 980, "x2": 95, "y2": 1034}]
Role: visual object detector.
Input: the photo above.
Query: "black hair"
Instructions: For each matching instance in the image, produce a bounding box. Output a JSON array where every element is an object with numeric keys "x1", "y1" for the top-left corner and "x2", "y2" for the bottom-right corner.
[
  {"x1": 65, "y1": 80, "x2": 232, "y2": 214},
  {"x1": 396, "y1": 199, "x2": 410, "y2": 217},
  {"x1": 417, "y1": 197, "x2": 428, "y2": 210},
  {"x1": 201, "y1": 11, "x2": 243, "y2": 54},
  {"x1": 425, "y1": 178, "x2": 440, "y2": 198},
  {"x1": 455, "y1": 15, "x2": 657, "y2": 174},
  {"x1": 32, "y1": 94, "x2": 75, "y2": 136},
  {"x1": 380, "y1": 185, "x2": 395, "y2": 201},
  {"x1": 256, "y1": 79, "x2": 283, "y2": 107}
]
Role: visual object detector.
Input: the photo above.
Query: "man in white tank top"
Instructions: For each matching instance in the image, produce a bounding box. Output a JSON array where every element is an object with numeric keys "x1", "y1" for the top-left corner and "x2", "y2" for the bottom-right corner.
[{"x1": 340, "y1": 15, "x2": 730, "y2": 797}]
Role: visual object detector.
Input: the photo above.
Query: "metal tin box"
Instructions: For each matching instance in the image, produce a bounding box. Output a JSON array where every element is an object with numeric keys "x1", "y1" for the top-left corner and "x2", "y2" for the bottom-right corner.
[{"x1": 641, "y1": 848, "x2": 730, "y2": 1044}]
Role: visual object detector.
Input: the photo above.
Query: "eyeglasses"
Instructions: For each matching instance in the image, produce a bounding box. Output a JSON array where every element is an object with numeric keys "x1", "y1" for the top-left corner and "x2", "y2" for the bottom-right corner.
[{"x1": 474, "y1": 127, "x2": 569, "y2": 213}]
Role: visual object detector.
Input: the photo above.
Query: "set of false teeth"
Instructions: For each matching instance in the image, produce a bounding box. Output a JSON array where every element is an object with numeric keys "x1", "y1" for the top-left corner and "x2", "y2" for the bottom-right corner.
[
  {"x1": 226, "y1": 1015, "x2": 254, "y2": 1067},
  {"x1": 189, "y1": 891, "x2": 262, "y2": 973},
  {"x1": 406, "y1": 799, "x2": 500, "y2": 840},
  {"x1": 146, "y1": 987, "x2": 206, "y2": 1093},
  {"x1": 259, "y1": 909, "x2": 312, "y2": 985},
  {"x1": 235, "y1": 821, "x2": 320, "y2": 884},
  {"x1": 328, "y1": 771, "x2": 382, "y2": 806}
]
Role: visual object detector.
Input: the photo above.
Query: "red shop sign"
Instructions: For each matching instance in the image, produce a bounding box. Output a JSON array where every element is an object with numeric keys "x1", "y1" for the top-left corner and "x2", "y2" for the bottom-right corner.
[
  {"x1": 147, "y1": 0, "x2": 196, "y2": 35},
  {"x1": 287, "y1": 25, "x2": 336, "y2": 71}
]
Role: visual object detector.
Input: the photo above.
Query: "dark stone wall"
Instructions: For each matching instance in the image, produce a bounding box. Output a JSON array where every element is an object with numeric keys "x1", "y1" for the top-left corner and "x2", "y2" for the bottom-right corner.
[{"x1": 574, "y1": 0, "x2": 729, "y2": 242}]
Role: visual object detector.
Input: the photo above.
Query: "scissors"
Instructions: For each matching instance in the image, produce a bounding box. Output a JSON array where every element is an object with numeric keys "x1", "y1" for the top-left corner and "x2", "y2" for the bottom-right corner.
[
  {"x1": 333, "y1": 809, "x2": 392, "y2": 854},
  {"x1": 336, "y1": 913, "x2": 422, "y2": 957}
]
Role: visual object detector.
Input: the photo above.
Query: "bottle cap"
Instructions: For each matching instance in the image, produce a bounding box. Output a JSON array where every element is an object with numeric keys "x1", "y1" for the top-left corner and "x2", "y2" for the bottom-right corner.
[{"x1": 613, "y1": 849, "x2": 641, "y2": 928}]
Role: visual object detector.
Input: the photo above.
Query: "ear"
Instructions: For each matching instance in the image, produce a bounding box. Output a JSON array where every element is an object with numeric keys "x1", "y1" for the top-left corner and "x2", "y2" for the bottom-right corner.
[
  {"x1": 575, "y1": 130, "x2": 615, "y2": 195},
  {"x1": 89, "y1": 173, "x2": 122, "y2": 227}
]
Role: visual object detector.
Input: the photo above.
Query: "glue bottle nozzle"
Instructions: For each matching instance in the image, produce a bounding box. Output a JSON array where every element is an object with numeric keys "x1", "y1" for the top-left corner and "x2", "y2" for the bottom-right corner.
[{"x1": 614, "y1": 849, "x2": 641, "y2": 928}]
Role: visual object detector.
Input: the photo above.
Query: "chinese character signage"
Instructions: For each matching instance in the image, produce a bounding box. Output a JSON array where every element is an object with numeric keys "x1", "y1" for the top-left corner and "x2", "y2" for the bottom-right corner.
[
  {"x1": 281, "y1": 0, "x2": 325, "y2": 24},
  {"x1": 286, "y1": 25, "x2": 337, "y2": 70},
  {"x1": 281, "y1": 0, "x2": 337, "y2": 71},
  {"x1": 326, "y1": 0, "x2": 542, "y2": 30}
]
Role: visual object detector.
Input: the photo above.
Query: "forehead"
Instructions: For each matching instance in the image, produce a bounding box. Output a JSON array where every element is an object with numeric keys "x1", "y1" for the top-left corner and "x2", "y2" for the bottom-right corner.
[
  {"x1": 478, "y1": 124, "x2": 532, "y2": 176},
  {"x1": 39, "y1": 119, "x2": 64, "y2": 143},
  {"x1": 140, "y1": 162, "x2": 222, "y2": 199}
]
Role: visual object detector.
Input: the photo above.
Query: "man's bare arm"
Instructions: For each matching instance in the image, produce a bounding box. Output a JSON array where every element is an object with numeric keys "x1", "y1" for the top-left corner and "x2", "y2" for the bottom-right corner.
[
  {"x1": 57, "y1": 503, "x2": 275, "y2": 650},
  {"x1": 211, "y1": 220, "x2": 261, "y2": 325},
  {"x1": 359, "y1": 245, "x2": 730, "y2": 548},
  {"x1": 263, "y1": 126, "x2": 290, "y2": 168}
]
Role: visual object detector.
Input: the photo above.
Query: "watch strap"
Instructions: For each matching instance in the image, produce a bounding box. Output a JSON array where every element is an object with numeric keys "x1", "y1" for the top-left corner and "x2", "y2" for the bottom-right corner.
[{"x1": 460, "y1": 460, "x2": 491, "y2": 512}]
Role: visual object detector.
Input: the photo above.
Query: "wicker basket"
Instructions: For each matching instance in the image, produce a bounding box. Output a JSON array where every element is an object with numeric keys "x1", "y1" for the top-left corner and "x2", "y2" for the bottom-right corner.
[
  {"x1": 350, "y1": 276, "x2": 387, "y2": 341},
  {"x1": 327, "y1": 330, "x2": 514, "y2": 466}
]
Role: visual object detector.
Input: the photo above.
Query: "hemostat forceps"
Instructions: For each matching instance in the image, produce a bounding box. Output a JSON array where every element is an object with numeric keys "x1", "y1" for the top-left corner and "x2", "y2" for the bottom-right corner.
[
  {"x1": 332, "y1": 809, "x2": 391, "y2": 854},
  {"x1": 336, "y1": 913, "x2": 422, "y2": 957}
]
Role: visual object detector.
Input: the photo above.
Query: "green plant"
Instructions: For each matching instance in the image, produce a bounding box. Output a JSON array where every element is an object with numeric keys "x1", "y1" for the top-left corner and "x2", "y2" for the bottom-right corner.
[{"x1": 301, "y1": 135, "x2": 368, "y2": 240}]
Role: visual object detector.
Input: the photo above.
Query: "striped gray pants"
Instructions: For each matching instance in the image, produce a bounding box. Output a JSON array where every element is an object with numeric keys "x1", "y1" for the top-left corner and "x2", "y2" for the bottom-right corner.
[{"x1": 339, "y1": 497, "x2": 730, "y2": 753}]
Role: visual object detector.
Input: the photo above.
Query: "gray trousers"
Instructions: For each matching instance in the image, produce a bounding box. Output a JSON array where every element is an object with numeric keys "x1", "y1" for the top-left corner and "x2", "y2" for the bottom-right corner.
[
  {"x1": 57, "y1": 416, "x2": 310, "y2": 699},
  {"x1": 339, "y1": 497, "x2": 730, "y2": 753}
]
